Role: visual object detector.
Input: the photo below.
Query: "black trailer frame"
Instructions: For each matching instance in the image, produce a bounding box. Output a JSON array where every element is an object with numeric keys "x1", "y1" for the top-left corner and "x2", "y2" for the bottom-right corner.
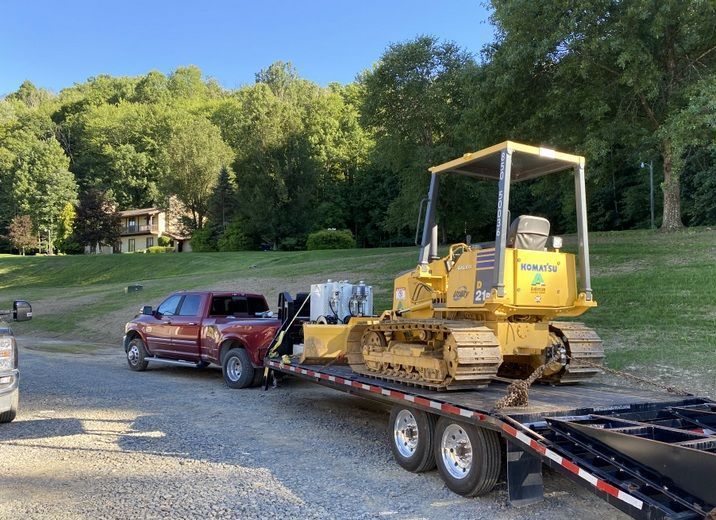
[{"x1": 265, "y1": 359, "x2": 715, "y2": 520}]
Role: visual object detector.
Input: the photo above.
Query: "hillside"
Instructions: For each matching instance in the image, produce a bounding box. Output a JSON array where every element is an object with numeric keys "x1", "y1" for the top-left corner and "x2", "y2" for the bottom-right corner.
[{"x1": 1, "y1": 228, "x2": 714, "y2": 395}]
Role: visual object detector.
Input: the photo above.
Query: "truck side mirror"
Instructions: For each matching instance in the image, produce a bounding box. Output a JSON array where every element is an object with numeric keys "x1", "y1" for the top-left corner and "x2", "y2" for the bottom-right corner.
[
  {"x1": 13, "y1": 300, "x2": 32, "y2": 322},
  {"x1": 141, "y1": 305, "x2": 153, "y2": 316}
]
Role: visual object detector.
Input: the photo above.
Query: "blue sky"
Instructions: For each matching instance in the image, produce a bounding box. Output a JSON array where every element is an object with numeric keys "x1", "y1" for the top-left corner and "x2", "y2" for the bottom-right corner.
[{"x1": 1, "y1": 0, "x2": 494, "y2": 96}]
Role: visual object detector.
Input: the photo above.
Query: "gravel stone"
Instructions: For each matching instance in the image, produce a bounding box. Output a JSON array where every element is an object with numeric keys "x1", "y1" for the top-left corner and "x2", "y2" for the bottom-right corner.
[{"x1": 0, "y1": 342, "x2": 628, "y2": 519}]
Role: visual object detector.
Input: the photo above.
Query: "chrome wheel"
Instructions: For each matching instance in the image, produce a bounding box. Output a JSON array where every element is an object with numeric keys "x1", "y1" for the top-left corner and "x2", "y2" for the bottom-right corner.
[
  {"x1": 127, "y1": 344, "x2": 140, "y2": 365},
  {"x1": 226, "y1": 356, "x2": 242, "y2": 382},
  {"x1": 441, "y1": 423, "x2": 473, "y2": 479},
  {"x1": 394, "y1": 409, "x2": 419, "y2": 458}
]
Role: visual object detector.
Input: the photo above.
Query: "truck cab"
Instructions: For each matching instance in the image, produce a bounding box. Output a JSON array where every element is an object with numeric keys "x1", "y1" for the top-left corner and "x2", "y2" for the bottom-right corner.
[{"x1": 123, "y1": 291, "x2": 281, "y2": 388}]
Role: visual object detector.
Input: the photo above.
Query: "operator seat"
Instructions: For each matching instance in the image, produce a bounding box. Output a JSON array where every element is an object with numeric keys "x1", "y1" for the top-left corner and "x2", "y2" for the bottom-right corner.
[{"x1": 507, "y1": 215, "x2": 550, "y2": 251}]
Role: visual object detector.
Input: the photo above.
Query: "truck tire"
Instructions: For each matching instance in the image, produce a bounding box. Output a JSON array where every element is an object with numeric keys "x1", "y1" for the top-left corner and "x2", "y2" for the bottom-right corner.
[
  {"x1": 126, "y1": 337, "x2": 149, "y2": 371},
  {"x1": 0, "y1": 389, "x2": 18, "y2": 423},
  {"x1": 434, "y1": 417, "x2": 501, "y2": 497},
  {"x1": 222, "y1": 348, "x2": 255, "y2": 389},
  {"x1": 389, "y1": 406, "x2": 436, "y2": 473}
]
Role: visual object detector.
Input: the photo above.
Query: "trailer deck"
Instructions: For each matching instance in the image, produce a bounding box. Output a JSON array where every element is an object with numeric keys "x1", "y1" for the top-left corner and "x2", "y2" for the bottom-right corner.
[{"x1": 266, "y1": 359, "x2": 716, "y2": 520}]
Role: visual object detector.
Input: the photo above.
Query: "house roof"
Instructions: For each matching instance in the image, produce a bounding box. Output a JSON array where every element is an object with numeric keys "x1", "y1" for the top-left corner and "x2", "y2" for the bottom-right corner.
[
  {"x1": 117, "y1": 207, "x2": 162, "y2": 217},
  {"x1": 163, "y1": 231, "x2": 191, "y2": 241}
]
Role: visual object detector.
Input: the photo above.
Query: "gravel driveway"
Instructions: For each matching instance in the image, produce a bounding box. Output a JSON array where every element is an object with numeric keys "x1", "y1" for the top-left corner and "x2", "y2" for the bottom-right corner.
[{"x1": 0, "y1": 340, "x2": 626, "y2": 520}]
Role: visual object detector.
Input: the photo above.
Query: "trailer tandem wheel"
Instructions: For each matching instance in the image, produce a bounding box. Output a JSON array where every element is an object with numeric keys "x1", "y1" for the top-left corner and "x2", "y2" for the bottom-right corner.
[
  {"x1": 434, "y1": 417, "x2": 501, "y2": 497},
  {"x1": 389, "y1": 406, "x2": 437, "y2": 473}
]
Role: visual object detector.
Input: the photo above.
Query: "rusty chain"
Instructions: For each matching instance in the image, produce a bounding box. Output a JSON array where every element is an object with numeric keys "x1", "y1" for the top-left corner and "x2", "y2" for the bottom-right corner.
[{"x1": 492, "y1": 357, "x2": 557, "y2": 410}]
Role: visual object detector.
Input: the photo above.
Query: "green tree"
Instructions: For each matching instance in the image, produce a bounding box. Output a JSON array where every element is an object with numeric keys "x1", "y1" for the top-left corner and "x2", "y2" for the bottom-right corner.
[
  {"x1": 73, "y1": 188, "x2": 121, "y2": 253},
  {"x1": 55, "y1": 202, "x2": 77, "y2": 253},
  {"x1": 6, "y1": 80, "x2": 53, "y2": 109},
  {"x1": 219, "y1": 79, "x2": 319, "y2": 247},
  {"x1": 163, "y1": 116, "x2": 233, "y2": 229},
  {"x1": 188, "y1": 226, "x2": 216, "y2": 252},
  {"x1": 0, "y1": 105, "x2": 77, "y2": 254},
  {"x1": 360, "y1": 36, "x2": 481, "y2": 240},
  {"x1": 486, "y1": 0, "x2": 716, "y2": 231},
  {"x1": 207, "y1": 166, "x2": 239, "y2": 231},
  {"x1": 217, "y1": 219, "x2": 250, "y2": 251}
]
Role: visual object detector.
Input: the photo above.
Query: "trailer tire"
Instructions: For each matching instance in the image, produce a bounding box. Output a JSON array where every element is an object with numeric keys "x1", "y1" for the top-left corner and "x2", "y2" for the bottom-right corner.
[
  {"x1": 389, "y1": 406, "x2": 436, "y2": 473},
  {"x1": 222, "y1": 348, "x2": 255, "y2": 389},
  {"x1": 126, "y1": 337, "x2": 149, "y2": 371},
  {"x1": 434, "y1": 417, "x2": 501, "y2": 497}
]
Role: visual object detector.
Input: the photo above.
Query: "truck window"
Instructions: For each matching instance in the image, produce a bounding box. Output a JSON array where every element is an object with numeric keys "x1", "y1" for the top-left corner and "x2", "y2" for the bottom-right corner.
[
  {"x1": 157, "y1": 294, "x2": 182, "y2": 316},
  {"x1": 210, "y1": 296, "x2": 250, "y2": 316},
  {"x1": 177, "y1": 295, "x2": 203, "y2": 316},
  {"x1": 247, "y1": 296, "x2": 269, "y2": 314}
]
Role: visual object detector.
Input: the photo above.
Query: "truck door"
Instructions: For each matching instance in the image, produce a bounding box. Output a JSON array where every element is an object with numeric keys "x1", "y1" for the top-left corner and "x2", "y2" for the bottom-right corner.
[
  {"x1": 146, "y1": 294, "x2": 183, "y2": 355},
  {"x1": 170, "y1": 294, "x2": 204, "y2": 361}
]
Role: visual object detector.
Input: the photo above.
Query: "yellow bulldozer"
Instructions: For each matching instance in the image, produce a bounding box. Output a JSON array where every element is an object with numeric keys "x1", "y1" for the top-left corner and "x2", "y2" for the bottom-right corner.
[{"x1": 300, "y1": 141, "x2": 604, "y2": 390}]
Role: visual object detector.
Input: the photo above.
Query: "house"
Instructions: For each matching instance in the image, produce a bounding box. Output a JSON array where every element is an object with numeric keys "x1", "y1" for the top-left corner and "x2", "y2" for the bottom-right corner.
[
  {"x1": 116, "y1": 208, "x2": 164, "y2": 252},
  {"x1": 88, "y1": 204, "x2": 192, "y2": 253}
]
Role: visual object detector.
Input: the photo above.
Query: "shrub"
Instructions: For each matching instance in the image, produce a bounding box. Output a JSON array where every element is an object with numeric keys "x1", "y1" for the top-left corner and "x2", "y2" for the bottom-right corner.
[
  {"x1": 306, "y1": 229, "x2": 356, "y2": 250},
  {"x1": 217, "y1": 220, "x2": 250, "y2": 251},
  {"x1": 157, "y1": 236, "x2": 171, "y2": 247},
  {"x1": 190, "y1": 227, "x2": 216, "y2": 252},
  {"x1": 145, "y1": 246, "x2": 174, "y2": 254}
]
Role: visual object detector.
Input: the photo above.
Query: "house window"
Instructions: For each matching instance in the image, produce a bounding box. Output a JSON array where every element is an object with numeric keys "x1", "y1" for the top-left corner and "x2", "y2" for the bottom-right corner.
[
  {"x1": 146, "y1": 237, "x2": 154, "y2": 248},
  {"x1": 128, "y1": 239, "x2": 135, "y2": 253},
  {"x1": 128, "y1": 218, "x2": 136, "y2": 232}
]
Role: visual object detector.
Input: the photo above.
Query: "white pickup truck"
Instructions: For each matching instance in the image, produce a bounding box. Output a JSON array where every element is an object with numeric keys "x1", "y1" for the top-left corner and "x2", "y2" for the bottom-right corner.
[{"x1": 0, "y1": 301, "x2": 32, "y2": 423}]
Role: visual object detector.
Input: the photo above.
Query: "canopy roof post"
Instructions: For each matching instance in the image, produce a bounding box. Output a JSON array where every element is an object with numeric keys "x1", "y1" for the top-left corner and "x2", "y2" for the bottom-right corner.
[
  {"x1": 492, "y1": 148, "x2": 512, "y2": 297},
  {"x1": 574, "y1": 163, "x2": 593, "y2": 300}
]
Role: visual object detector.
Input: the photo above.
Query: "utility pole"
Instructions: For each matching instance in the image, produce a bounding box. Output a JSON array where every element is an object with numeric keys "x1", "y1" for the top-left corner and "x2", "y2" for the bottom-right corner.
[
  {"x1": 641, "y1": 161, "x2": 656, "y2": 230},
  {"x1": 649, "y1": 160, "x2": 655, "y2": 229}
]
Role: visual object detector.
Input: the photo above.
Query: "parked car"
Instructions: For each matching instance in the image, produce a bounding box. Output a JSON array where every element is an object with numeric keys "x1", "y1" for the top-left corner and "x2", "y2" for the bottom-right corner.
[
  {"x1": 123, "y1": 291, "x2": 281, "y2": 388},
  {"x1": 1, "y1": 301, "x2": 32, "y2": 423}
]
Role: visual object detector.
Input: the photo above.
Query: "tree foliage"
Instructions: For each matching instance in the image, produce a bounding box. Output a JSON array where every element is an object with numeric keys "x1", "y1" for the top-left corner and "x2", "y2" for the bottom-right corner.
[
  {"x1": 2, "y1": 8, "x2": 716, "y2": 255},
  {"x1": 72, "y1": 188, "x2": 121, "y2": 253},
  {"x1": 6, "y1": 215, "x2": 36, "y2": 255},
  {"x1": 163, "y1": 116, "x2": 233, "y2": 229},
  {"x1": 306, "y1": 229, "x2": 356, "y2": 250}
]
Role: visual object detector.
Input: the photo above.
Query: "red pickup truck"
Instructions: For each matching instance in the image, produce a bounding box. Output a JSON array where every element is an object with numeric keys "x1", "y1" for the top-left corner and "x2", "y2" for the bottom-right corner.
[{"x1": 123, "y1": 291, "x2": 281, "y2": 388}]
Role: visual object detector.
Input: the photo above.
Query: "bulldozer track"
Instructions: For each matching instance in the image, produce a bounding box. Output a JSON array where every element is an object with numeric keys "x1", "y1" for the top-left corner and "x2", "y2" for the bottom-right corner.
[
  {"x1": 550, "y1": 321, "x2": 604, "y2": 384},
  {"x1": 353, "y1": 320, "x2": 502, "y2": 390}
]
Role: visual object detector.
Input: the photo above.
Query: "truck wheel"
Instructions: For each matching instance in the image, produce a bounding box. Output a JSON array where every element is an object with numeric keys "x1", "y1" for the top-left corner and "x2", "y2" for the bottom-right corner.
[
  {"x1": 0, "y1": 389, "x2": 18, "y2": 423},
  {"x1": 434, "y1": 417, "x2": 501, "y2": 497},
  {"x1": 389, "y1": 406, "x2": 436, "y2": 473},
  {"x1": 222, "y1": 348, "x2": 255, "y2": 389},
  {"x1": 126, "y1": 337, "x2": 149, "y2": 371}
]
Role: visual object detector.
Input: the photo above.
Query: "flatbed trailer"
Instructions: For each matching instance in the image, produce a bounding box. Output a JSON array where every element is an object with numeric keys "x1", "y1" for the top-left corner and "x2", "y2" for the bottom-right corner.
[{"x1": 265, "y1": 359, "x2": 716, "y2": 519}]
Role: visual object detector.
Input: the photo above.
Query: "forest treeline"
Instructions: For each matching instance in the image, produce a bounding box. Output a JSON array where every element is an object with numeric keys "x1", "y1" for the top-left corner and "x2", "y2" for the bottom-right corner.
[{"x1": 1, "y1": 1, "x2": 715, "y2": 253}]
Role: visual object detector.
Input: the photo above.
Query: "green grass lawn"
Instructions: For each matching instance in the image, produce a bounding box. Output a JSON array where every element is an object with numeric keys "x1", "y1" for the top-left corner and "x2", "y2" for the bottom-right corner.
[{"x1": 1, "y1": 228, "x2": 715, "y2": 381}]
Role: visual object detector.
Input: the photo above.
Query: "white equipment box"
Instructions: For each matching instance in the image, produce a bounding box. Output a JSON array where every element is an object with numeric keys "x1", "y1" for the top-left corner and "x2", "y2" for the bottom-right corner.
[{"x1": 309, "y1": 280, "x2": 373, "y2": 323}]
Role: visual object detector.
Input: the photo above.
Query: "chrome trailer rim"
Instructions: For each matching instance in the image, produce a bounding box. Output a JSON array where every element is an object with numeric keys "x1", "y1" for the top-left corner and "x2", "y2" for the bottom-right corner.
[
  {"x1": 394, "y1": 409, "x2": 420, "y2": 458},
  {"x1": 441, "y1": 423, "x2": 473, "y2": 479}
]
